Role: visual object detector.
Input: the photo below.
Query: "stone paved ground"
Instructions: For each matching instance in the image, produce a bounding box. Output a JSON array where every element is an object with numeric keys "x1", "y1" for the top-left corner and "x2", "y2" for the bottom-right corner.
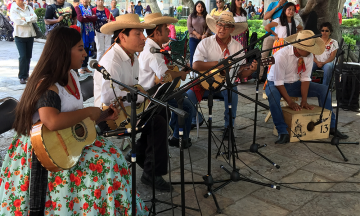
[{"x1": 1, "y1": 40, "x2": 360, "y2": 216}]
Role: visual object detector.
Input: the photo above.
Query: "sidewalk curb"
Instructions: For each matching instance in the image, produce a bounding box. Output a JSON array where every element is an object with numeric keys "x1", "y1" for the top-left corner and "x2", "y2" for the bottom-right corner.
[{"x1": 34, "y1": 38, "x2": 46, "y2": 43}]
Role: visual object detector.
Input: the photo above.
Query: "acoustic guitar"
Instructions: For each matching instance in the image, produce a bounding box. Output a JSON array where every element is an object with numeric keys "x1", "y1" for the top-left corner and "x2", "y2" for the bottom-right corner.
[
  {"x1": 154, "y1": 65, "x2": 181, "y2": 88},
  {"x1": 199, "y1": 57, "x2": 275, "y2": 90},
  {"x1": 31, "y1": 109, "x2": 114, "y2": 172},
  {"x1": 102, "y1": 84, "x2": 150, "y2": 130}
]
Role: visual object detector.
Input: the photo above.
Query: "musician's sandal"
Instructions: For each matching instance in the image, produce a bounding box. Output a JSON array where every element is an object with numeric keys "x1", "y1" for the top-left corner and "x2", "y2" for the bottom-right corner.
[
  {"x1": 330, "y1": 128, "x2": 349, "y2": 139},
  {"x1": 141, "y1": 172, "x2": 174, "y2": 192},
  {"x1": 275, "y1": 134, "x2": 290, "y2": 144},
  {"x1": 168, "y1": 137, "x2": 192, "y2": 149}
]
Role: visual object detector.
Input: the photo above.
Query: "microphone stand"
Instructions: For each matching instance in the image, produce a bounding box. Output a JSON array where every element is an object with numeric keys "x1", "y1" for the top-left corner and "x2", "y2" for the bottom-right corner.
[
  {"x1": 297, "y1": 39, "x2": 359, "y2": 161},
  {"x1": 96, "y1": 70, "x2": 188, "y2": 216}
]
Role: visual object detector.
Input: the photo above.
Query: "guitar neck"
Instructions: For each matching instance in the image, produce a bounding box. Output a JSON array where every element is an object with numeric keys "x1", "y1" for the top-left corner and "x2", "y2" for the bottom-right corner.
[{"x1": 96, "y1": 108, "x2": 114, "y2": 125}]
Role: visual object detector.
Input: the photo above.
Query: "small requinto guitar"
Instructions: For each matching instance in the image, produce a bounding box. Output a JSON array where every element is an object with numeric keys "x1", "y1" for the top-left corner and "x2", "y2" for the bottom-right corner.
[
  {"x1": 154, "y1": 65, "x2": 182, "y2": 88},
  {"x1": 31, "y1": 109, "x2": 114, "y2": 172}
]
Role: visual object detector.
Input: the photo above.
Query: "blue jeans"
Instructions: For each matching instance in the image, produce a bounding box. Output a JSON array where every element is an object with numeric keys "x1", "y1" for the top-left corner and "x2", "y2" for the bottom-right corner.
[
  {"x1": 265, "y1": 81, "x2": 336, "y2": 135},
  {"x1": 186, "y1": 85, "x2": 238, "y2": 128},
  {"x1": 168, "y1": 96, "x2": 195, "y2": 140},
  {"x1": 14, "y1": 37, "x2": 34, "y2": 80},
  {"x1": 82, "y1": 46, "x2": 90, "y2": 69},
  {"x1": 312, "y1": 62, "x2": 334, "y2": 86},
  {"x1": 189, "y1": 37, "x2": 201, "y2": 67}
]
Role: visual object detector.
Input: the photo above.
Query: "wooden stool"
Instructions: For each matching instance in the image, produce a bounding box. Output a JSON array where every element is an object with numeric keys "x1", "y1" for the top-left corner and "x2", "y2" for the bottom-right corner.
[
  {"x1": 273, "y1": 106, "x2": 331, "y2": 142},
  {"x1": 262, "y1": 92, "x2": 299, "y2": 122}
]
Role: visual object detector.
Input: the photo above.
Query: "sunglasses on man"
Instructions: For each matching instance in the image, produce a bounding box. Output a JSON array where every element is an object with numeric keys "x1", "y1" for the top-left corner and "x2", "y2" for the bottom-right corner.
[{"x1": 321, "y1": 30, "x2": 330, "y2": 32}]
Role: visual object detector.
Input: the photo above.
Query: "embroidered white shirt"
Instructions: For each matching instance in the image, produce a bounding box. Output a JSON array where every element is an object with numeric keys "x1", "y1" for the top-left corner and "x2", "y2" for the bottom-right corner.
[
  {"x1": 138, "y1": 38, "x2": 169, "y2": 91},
  {"x1": 94, "y1": 44, "x2": 143, "y2": 108},
  {"x1": 10, "y1": 3, "x2": 37, "y2": 38},
  {"x1": 193, "y1": 35, "x2": 245, "y2": 88},
  {"x1": 315, "y1": 39, "x2": 338, "y2": 63},
  {"x1": 268, "y1": 45, "x2": 313, "y2": 86}
]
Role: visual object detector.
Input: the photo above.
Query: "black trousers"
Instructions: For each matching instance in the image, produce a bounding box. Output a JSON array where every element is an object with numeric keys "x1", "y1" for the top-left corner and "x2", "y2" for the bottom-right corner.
[{"x1": 136, "y1": 114, "x2": 168, "y2": 176}]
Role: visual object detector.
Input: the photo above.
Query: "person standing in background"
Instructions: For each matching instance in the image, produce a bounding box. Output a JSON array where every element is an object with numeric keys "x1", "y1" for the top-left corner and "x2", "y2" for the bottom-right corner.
[
  {"x1": 134, "y1": 1, "x2": 143, "y2": 17},
  {"x1": 93, "y1": 0, "x2": 115, "y2": 62},
  {"x1": 42, "y1": 0, "x2": 47, "y2": 8},
  {"x1": 10, "y1": 0, "x2": 37, "y2": 84},
  {"x1": 158, "y1": 0, "x2": 163, "y2": 14},
  {"x1": 32, "y1": 0, "x2": 40, "y2": 9},
  {"x1": 127, "y1": 1, "x2": 134, "y2": 13},
  {"x1": 110, "y1": 0, "x2": 119, "y2": 18}
]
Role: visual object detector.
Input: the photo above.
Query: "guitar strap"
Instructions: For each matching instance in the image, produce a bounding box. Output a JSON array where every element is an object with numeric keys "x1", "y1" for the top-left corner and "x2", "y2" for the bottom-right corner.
[{"x1": 30, "y1": 150, "x2": 48, "y2": 216}]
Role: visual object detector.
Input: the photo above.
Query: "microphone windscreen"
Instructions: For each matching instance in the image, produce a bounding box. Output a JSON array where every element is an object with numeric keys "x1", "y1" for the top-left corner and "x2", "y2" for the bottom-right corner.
[
  {"x1": 89, "y1": 59, "x2": 98, "y2": 69},
  {"x1": 150, "y1": 47, "x2": 156, "y2": 54}
]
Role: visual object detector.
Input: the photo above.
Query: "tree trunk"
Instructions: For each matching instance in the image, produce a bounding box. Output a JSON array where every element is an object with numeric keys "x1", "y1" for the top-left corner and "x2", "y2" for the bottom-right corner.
[
  {"x1": 338, "y1": 0, "x2": 346, "y2": 14},
  {"x1": 182, "y1": 0, "x2": 195, "y2": 14},
  {"x1": 299, "y1": 0, "x2": 341, "y2": 42},
  {"x1": 145, "y1": 0, "x2": 160, "y2": 13}
]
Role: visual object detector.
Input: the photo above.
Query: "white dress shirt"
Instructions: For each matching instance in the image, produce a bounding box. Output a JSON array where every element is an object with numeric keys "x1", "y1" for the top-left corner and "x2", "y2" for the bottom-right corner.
[
  {"x1": 10, "y1": 3, "x2": 37, "y2": 38},
  {"x1": 272, "y1": 18, "x2": 300, "y2": 39},
  {"x1": 193, "y1": 35, "x2": 246, "y2": 87},
  {"x1": 138, "y1": 38, "x2": 169, "y2": 91},
  {"x1": 268, "y1": 45, "x2": 313, "y2": 86},
  {"x1": 94, "y1": 44, "x2": 143, "y2": 108}
]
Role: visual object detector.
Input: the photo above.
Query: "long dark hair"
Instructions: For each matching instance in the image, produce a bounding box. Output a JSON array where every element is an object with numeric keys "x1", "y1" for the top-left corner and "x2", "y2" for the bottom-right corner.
[
  {"x1": 13, "y1": 26, "x2": 82, "y2": 136},
  {"x1": 279, "y1": 2, "x2": 296, "y2": 37},
  {"x1": 230, "y1": 0, "x2": 247, "y2": 17},
  {"x1": 191, "y1": 1, "x2": 207, "y2": 19}
]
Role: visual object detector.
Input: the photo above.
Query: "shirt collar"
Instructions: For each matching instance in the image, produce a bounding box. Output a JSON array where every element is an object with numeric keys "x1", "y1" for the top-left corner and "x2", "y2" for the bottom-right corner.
[
  {"x1": 146, "y1": 38, "x2": 161, "y2": 49},
  {"x1": 211, "y1": 34, "x2": 234, "y2": 46},
  {"x1": 289, "y1": 45, "x2": 295, "y2": 56},
  {"x1": 114, "y1": 43, "x2": 131, "y2": 62}
]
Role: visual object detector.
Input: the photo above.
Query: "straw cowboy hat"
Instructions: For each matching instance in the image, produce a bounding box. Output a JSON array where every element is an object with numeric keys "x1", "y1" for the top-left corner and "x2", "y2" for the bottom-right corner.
[
  {"x1": 206, "y1": 11, "x2": 248, "y2": 36},
  {"x1": 100, "y1": 14, "x2": 155, "y2": 35},
  {"x1": 144, "y1": 12, "x2": 178, "y2": 25},
  {"x1": 285, "y1": 30, "x2": 325, "y2": 55}
]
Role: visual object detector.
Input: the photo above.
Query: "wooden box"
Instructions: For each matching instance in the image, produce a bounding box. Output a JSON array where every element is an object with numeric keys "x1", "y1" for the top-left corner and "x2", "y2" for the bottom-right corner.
[{"x1": 273, "y1": 106, "x2": 332, "y2": 142}]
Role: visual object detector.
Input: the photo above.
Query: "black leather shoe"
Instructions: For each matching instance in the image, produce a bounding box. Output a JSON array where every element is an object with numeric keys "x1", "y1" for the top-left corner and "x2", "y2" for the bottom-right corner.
[
  {"x1": 20, "y1": 79, "x2": 26, "y2": 84},
  {"x1": 330, "y1": 128, "x2": 349, "y2": 139},
  {"x1": 168, "y1": 137, "x2": 192, "y2": 149},
  {"x1": 141, "y1": 172, "x2": 173, "y2": 192},
  {"x1": 275, "y1": 134, "x2": 290, "y2": 144},
  {"x1": 125, "y1": 150, "x2": 145, "y2": 169}
]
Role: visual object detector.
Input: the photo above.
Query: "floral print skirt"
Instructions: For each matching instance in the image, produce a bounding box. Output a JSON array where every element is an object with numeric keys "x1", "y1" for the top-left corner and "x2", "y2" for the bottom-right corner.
[{"x1": 0, "y1": 135, "x2": 148, "y2": 216}]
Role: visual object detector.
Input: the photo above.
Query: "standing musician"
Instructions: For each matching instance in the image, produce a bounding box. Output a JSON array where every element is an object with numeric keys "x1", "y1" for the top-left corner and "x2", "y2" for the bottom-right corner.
[
  {"x1": 265, "y1": 30, "x2": 348, "y2": 144},
  {"x1": 186, "y1": 11, "x2": 258, "y2": 140},
  {"x1": 1, "y1": 26, "x2": 149, "y2": 215},
  {"x1": 139, "y1": 13, "x2": 195, "y2": 148},
  {"x1": 94, "y1": 14, "x2": 174, "y2": 192}
]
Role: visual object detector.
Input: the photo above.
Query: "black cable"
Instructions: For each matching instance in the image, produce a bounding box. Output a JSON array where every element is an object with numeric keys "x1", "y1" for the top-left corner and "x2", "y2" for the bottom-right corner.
[{"x1": 187, "y1": 143, "x2": 203, "y2": 216}]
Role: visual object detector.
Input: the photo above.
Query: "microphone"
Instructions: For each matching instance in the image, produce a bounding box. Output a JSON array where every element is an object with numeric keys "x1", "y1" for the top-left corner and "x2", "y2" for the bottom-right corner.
[
  {"x1": 103, "y1": 128, "x2": 132, "y2": 137},
  {"x1": 150, "y1": 47, "x2": 176, "y2": 55},
  {"x1": 89, "y1": 60, "x2": 111, "y2": 79},
  {"x1": 307, "y1": 117, "x2": 329, "y2": 131}
]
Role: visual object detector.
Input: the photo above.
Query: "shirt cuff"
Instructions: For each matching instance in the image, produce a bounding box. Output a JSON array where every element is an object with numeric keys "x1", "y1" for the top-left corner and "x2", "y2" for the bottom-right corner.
[
  {"x1": 300, "y1": 77, "x2": 312, "y2": 82},
  {"x1": 274, "y1": 80, "x2": 284, "y2": 86}
]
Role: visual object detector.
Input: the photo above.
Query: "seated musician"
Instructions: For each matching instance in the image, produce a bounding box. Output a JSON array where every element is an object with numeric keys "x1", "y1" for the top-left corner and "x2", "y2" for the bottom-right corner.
[
  {"x1": 1, "y1": 26, "x2": 148, "y2": 215},
  {"x1": 186, "y1": 11, "x2": 258, "y2": 140},
  {"x1": 265, "y1": 30, "x2": 348, "y2": 144},
  {"x1": 94, "y1": 14, "x2": 174, "y2": 192},
  {"x1": 139, "y1": 13, "x2": 195, "y2": 148}
]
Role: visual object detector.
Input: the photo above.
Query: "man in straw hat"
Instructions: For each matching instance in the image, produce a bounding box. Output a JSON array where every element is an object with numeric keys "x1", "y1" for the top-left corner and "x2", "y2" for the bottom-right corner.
[
  {"x1": 139, "y1": 12, "x2": 196, "y2": 149},
  {"x1": 265, "y1": 30, "x2": 348, "y2": 144},
  {"x1": 186, "y1": 11, "x2": 258, "y2": 140},
  {"x1": 95, "y1": 14, "x2": 174, "y2": 192}
]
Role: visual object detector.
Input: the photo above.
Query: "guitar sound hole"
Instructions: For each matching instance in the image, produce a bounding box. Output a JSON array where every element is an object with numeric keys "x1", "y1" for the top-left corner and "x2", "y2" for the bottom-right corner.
[{"x1": 74, "y1": 124, "x2": 85, "y2": 138}]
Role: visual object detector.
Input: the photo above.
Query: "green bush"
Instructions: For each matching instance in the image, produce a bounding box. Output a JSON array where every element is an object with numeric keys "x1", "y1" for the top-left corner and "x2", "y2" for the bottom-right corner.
[
  {"x1": 175, "y1": 26, "x2": 188, "y2": 33},
  {"x1": 34, "y1": 8, "x2": 46, "y2": 20},
  {"x1": 343, "y1": 35, "x2": 356, "y2": 46},
  {"x1": 342, "y1": 18, "x2": 360, "y2": 27},
  {"x1": 177, "y1": 6, "x2": 183, "y2": 13},
  {"x1": 178, "y1": 19, "x2": 187, "y2": 27}
]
